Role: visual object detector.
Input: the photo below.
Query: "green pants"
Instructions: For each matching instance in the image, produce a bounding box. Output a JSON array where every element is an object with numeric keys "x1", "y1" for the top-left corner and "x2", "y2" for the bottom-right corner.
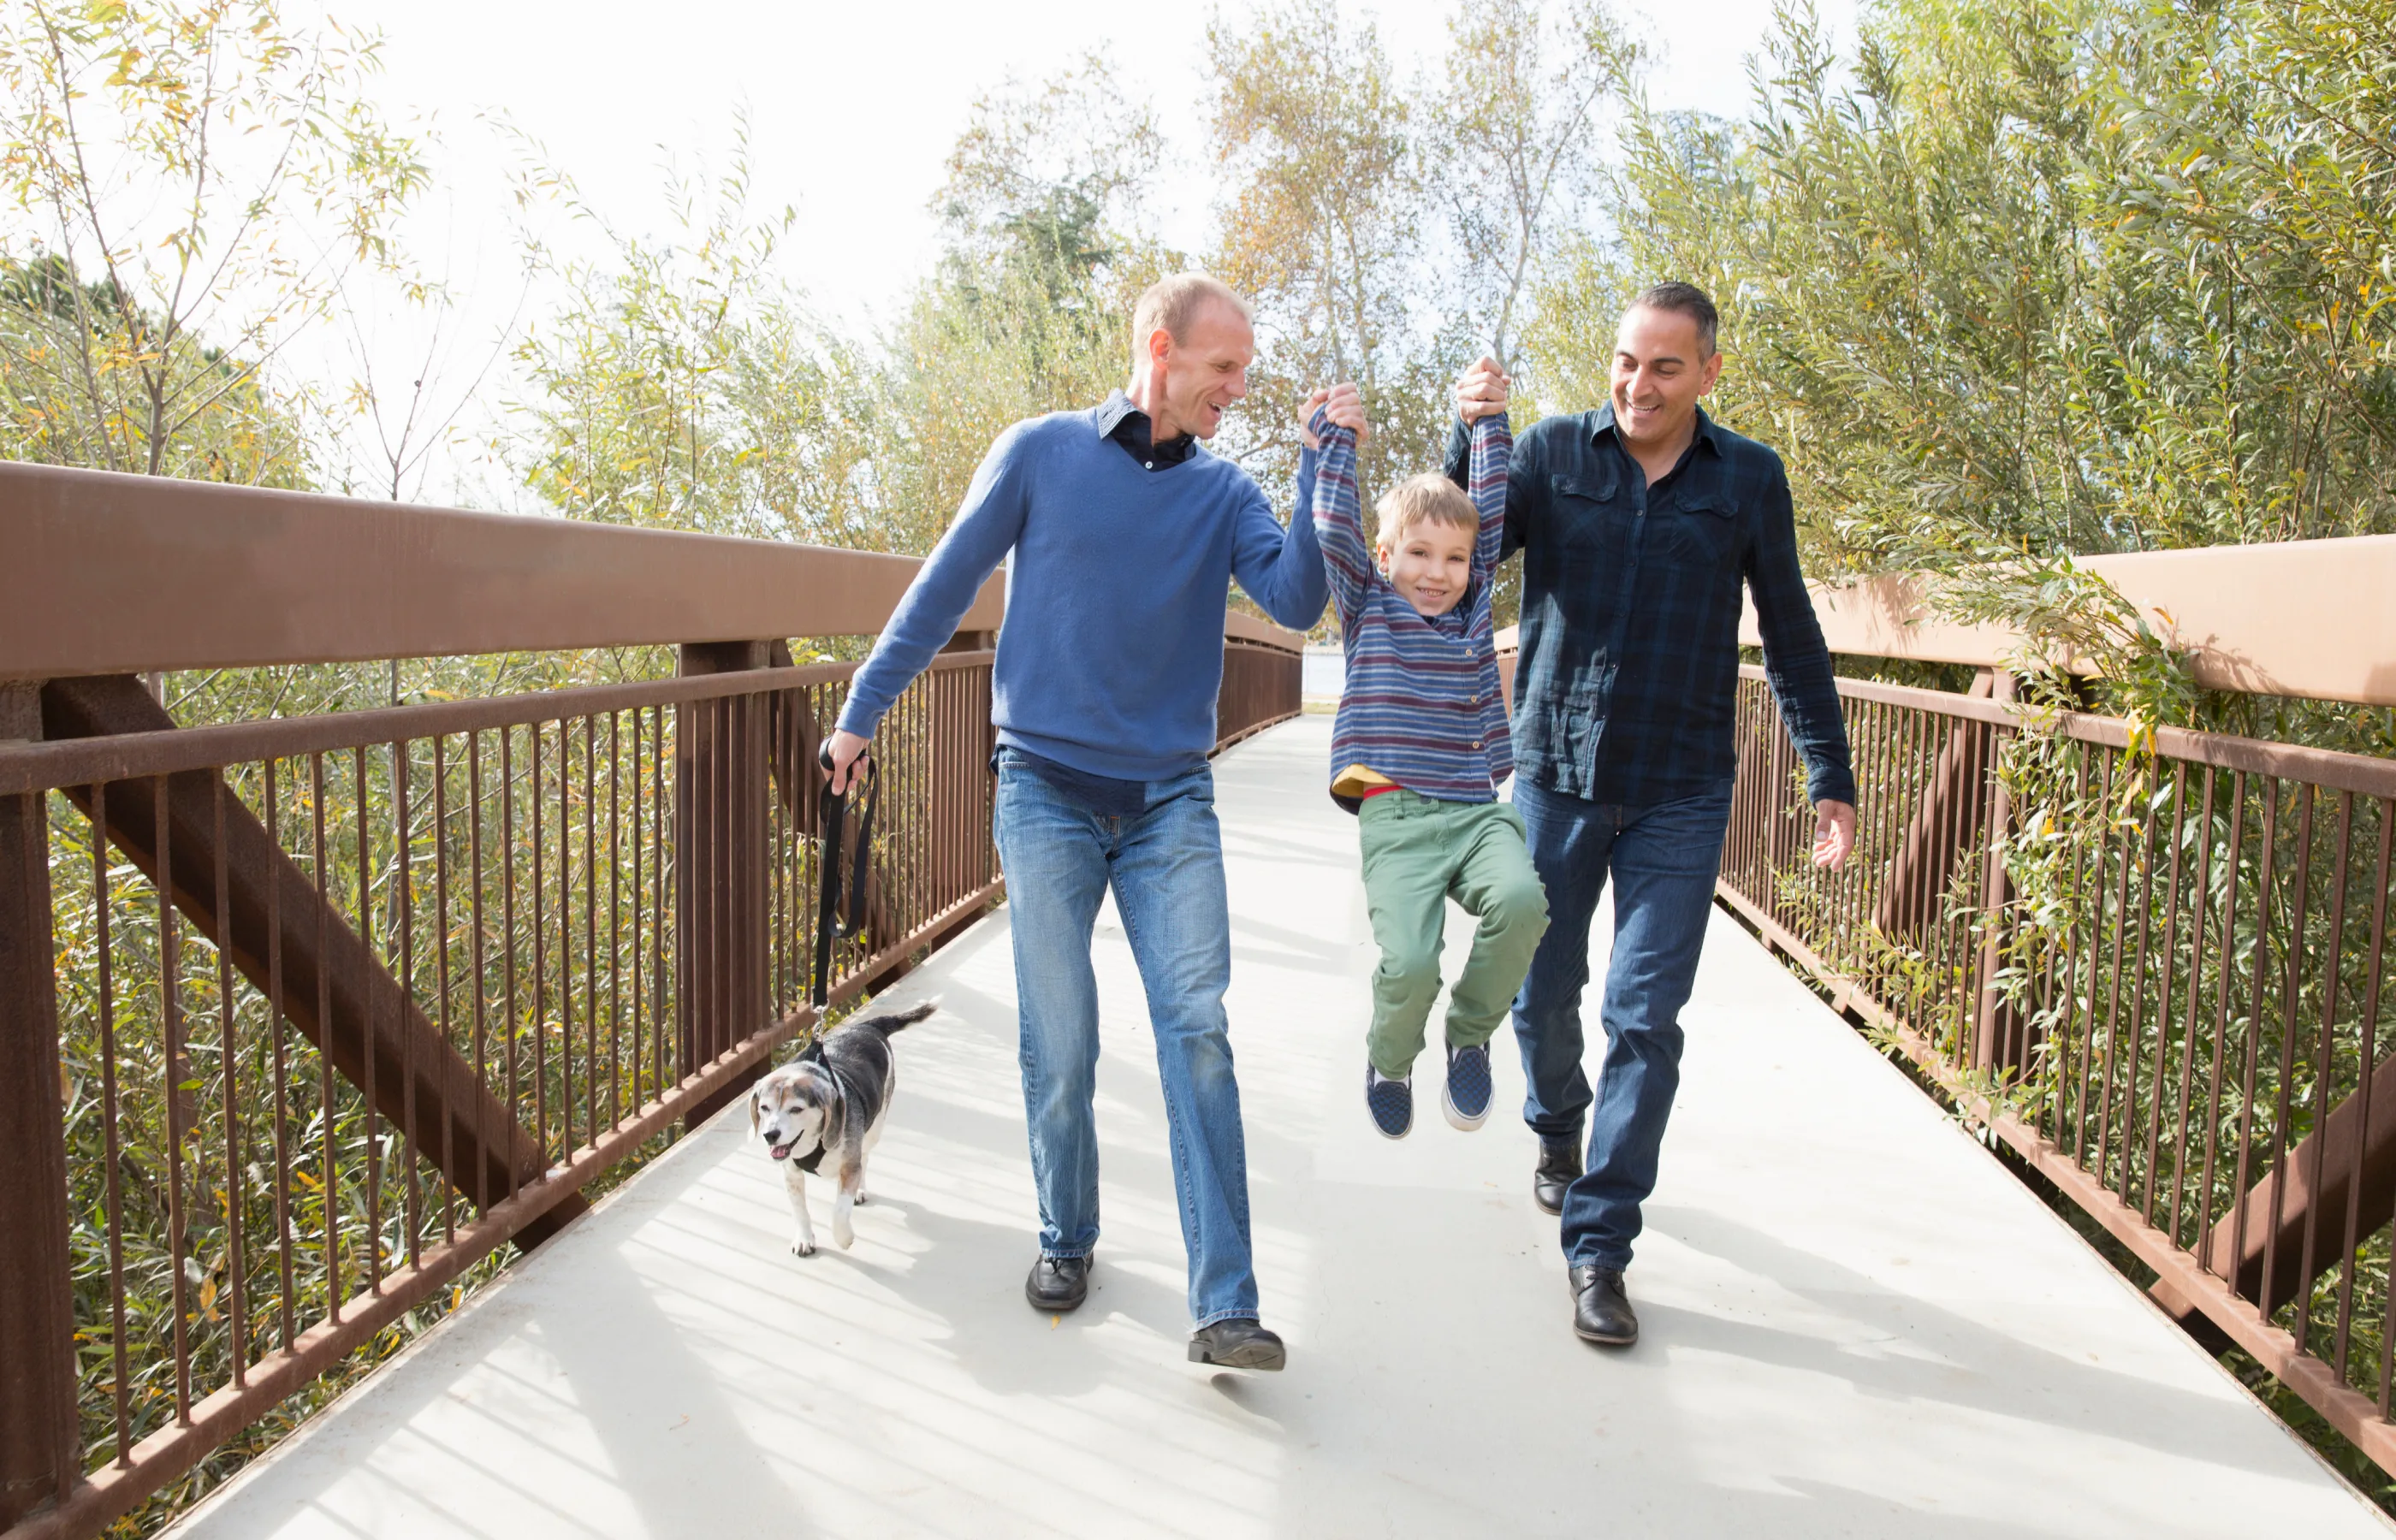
[{"x1": 1358, "y1": 790, "x2": 1551, "y2": 1078}]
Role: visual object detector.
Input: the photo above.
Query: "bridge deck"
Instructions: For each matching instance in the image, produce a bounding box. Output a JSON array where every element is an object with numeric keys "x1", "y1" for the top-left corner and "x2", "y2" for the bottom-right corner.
[{"x1": 174, "y1": 717, "x2": 2387, "y2": 1538}]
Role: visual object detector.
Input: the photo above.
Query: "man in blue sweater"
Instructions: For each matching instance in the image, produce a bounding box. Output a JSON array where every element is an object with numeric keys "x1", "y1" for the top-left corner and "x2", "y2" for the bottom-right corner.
[{"x1": 822, "y1": 273, "x2": 1340, "y2": 1371}]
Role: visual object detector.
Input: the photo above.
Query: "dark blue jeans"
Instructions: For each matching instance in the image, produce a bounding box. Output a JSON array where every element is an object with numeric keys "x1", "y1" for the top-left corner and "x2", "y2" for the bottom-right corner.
[{"x1": 1512, "y1": 775, "x2": 1735, "y2": 1271}]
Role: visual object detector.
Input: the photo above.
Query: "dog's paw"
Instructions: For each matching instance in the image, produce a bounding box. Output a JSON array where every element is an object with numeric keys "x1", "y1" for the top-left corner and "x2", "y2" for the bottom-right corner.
[
  {"x1": 853, "y1": 1190, "x2": 869, "y2": 1205},
  {"x1": 789, "y1": 1235, "x2": 816, "y2": 1258},
  {"x1": 833, "y1": 1221, "x2": 855, "y2": 1251}
]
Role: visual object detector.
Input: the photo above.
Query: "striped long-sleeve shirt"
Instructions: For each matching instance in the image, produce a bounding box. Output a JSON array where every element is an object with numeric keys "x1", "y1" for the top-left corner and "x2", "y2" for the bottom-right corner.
[{"x1": 1313, "y1": 409, "x2": 1512, "y2": 809}]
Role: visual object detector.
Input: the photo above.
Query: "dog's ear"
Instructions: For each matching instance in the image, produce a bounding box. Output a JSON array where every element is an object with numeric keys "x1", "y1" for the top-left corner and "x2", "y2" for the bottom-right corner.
[
  {"x1": 792, "y1": 1066, "x2": 838, "y2": 1139},
  {"x1": 812, "y1": 1073, "x2": 845, "y2": 1150},
  {"x1": 748, "y1": 1078, "x2": 762, "y2": 1135}
]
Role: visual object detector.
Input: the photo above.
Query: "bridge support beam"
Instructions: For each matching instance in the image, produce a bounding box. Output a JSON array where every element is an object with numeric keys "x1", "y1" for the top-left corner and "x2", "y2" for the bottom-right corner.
[
  {"x1": 2155, "y1": 1045, "x2": 2396, "y2": 1343},
  {"x1": 1972, "y1": 672, "x2": 2027, "y2": 1078},
  {"x1": 38, "y1": 674, "x2": 584, "y2": 1247}
]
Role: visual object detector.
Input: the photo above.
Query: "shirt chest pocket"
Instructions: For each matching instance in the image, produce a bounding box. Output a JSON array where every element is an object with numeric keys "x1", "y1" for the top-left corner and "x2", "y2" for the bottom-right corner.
[
  {"x1": 1550, "y1": 474, "x2": 1621, "y2": 554},
  {"x1": 1654, "y1": 495, "x2": 1742, "y2": 571}
]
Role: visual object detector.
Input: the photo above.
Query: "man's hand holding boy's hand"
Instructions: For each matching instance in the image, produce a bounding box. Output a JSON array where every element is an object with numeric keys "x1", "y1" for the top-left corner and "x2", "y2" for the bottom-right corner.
[
  {"x1": 1456, "y1": 356, "x2": 1509, "y2": 423},
  {"x1": 1298, "y1": 382, "x2": 1369, "y2": 448}
]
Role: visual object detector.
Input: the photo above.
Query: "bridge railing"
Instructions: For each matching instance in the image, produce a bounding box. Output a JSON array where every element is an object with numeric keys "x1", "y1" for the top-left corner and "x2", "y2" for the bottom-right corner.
[
  {"x1": 1716, "y1": 667, "x2": 2396, "y2": 1478},
  {"x1": 0, "y1": 462, "x2": 1301, "y2": 1539}
]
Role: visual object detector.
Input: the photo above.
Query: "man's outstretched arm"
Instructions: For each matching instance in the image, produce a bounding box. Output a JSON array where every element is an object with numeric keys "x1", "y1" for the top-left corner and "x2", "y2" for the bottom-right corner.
[
  {"x1": 825, "y1": 427, "x2": 1031, "y2": 789},
  {"x1": 1231, "y1": 382, "x2": 1367, "y2": 629},
  {"x1": 1229, "y1": 480, "x2": 1329, "y2": 632}
]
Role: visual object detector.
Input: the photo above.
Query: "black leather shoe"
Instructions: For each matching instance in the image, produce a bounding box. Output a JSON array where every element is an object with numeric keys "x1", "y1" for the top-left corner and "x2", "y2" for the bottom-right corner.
[
  {"x1": 1025, "y1": 1253, "x2": 1090, "y2": 1312},
  {"x1": 1569, "y1": 1264, "x2": 1638, "y2": 1346},
  {"x1": 1533, "y1": 1133, "x2": 1581, "y2": 1216},
  {"x1": 1188, "y1": 1318, "x2": 1287, "y2": 1371}
]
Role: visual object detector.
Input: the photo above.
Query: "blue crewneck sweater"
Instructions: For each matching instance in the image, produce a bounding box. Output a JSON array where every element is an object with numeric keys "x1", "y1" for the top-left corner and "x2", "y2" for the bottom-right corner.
[{"x1": 836, "y1": 406, "x2": 1330, "y2": 780}]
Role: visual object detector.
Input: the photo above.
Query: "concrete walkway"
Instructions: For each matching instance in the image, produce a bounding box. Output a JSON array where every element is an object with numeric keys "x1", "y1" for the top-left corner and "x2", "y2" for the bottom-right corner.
[{"x1": 176, "y1": 718, "x2": 2389, "y2": 1538}]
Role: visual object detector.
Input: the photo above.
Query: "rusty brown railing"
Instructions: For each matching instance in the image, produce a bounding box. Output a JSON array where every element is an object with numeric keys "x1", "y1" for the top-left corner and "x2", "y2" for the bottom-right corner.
[
  {"x1": 1718, "y1": 664, "x2": 2396, "y2": 1478},
  {"x1": 1217, "y1": 612, "x2": 1306, "y2": 751},
  {"x1": 0, "y1": 462, "x2": 1304, "y2": 1539}
]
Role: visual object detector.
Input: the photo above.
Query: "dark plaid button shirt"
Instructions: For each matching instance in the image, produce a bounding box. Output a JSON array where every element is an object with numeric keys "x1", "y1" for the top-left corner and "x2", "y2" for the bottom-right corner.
[{"x1": 1444, "y1": 403, "x2": 1853, "y2": 808}]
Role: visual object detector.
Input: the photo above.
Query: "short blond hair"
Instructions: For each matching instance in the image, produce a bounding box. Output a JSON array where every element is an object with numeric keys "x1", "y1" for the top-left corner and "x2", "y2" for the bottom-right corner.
[
  {"x1": 1130, "y1": 272, "x2": 1252, "y2": 367},
  {"x1": 1375, "y1": 474, "x2": 1479, "y2": 551}
]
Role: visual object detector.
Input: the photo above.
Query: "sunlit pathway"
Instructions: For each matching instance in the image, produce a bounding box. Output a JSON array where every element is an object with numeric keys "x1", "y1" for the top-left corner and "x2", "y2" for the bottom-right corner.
[{"x1": 174, "y1": 717, "x2": 2389, "y2": 1538}]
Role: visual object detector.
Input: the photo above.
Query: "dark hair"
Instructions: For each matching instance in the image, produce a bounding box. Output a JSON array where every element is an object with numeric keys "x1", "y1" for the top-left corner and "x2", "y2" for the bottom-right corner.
[{"x1": 1631, "y1": 281, "x2": 1718, "y2": 356}]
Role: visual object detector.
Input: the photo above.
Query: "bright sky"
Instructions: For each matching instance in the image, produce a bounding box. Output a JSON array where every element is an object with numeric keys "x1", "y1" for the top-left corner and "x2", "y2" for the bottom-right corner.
[
  {"x1": 284, "y1": 0, "x2": 1854, "y2": 503},
  {"x1": 361, "y1": 0, "x2": 1854, "y2": 332}
]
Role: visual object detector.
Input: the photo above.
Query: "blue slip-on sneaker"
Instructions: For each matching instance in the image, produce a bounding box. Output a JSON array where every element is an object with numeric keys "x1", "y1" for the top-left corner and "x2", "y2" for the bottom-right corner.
[
  {"x1": 1366, "y1": 1064, "x2": 1414, "y2": 1140},
  {"x1": 1444, "y1": 1043, "x2": 1492, "y2": 1131}
]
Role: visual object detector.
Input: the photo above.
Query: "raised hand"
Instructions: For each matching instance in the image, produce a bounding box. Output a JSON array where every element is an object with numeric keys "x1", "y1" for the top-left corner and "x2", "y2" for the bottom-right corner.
[
  {"x1": 1321, "y1": 381, "x2": 1367, "y2": 438},
  {"x1": 1456, "y1": 356, "x2": 1510, "y2": 423},
  {"x1": 1297, "y1": 386, "x2": 1331, "y2": 448},
  {"x1": 1299, "y1": 382, "x2": 1369, "y2": 447}
]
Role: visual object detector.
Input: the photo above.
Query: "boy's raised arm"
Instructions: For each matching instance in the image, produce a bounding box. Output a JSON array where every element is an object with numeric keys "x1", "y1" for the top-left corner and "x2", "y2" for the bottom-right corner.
[
  {"x1": 1310, "y1": 408, "x2": 1371, "y2": 624},
  {"x1": 1467, "y1": 412, "x2": 1512, "y2": 586}
]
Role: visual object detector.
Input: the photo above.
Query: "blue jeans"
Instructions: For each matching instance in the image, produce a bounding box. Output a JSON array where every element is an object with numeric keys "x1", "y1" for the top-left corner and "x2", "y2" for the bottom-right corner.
[
  {"x1": 1512, "y1": 775, "x2": 1734, "y2": 1271},
  {"x1": 992, "y1": 749, "x2": 1259, "y2": 1328}
]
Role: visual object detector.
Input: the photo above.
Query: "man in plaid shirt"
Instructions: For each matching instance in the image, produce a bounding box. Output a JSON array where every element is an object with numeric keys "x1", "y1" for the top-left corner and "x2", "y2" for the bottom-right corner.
[{"x1": 1445, "y1": 282, "x2": 1857, "y2": 1347}]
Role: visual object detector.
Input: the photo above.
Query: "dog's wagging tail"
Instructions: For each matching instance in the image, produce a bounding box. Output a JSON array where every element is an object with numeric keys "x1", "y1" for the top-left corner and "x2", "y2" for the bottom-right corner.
[{"x1": 838, "y1": 1000, "x2": 936, "y2": 1038}]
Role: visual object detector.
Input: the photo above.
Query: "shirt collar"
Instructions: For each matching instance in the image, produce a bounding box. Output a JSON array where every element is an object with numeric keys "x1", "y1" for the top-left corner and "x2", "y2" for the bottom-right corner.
[
  {"x1": 1097, "y1": 388, "x2": 1196, "y2": 465},
  {"x1": 1096, "y1": 388, "x2": 1141, "y2": 438}
]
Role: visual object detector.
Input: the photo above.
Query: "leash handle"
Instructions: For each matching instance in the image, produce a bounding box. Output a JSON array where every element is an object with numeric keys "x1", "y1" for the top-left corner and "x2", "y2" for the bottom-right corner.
[{"x1": 812, "y1": 747, "x2": 878, "y2": 1006}]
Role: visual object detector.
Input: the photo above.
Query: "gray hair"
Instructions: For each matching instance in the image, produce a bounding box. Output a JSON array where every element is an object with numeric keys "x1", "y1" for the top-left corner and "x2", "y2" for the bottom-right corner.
[{"x1": 1630, "y1": 281, "x2": 1719, "y2": 357}]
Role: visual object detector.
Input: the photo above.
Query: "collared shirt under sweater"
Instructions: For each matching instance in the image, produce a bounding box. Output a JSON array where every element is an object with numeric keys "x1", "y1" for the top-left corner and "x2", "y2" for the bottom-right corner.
[{"x1": 838, "y1": 400, "x2": 1328, "y2": 781}]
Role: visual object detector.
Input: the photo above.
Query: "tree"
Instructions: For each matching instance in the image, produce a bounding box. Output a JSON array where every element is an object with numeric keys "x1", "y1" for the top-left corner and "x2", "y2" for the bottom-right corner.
[
  {"x1": 0, "y1": 0, "x2": 425, "y2": 482},
  {"x1": 506, "y1": 120, "x2": 875, "y2": 547},
  {"x1": 326, "y1": 255, "x2": 524, "y2": 507},
  {"x1": 1205, "y1": 0, "x2": 1446, "y2": 512},
  {"x1": 869, "y1": 56, "x2": 1176, "y2": 556},
  {"x1": 2095, "y1": 0, "x2": 2396, "y2": 546},
  {"x1": 934, "y1": 51, "x2": 1164, "y2": 301},
  {"x1": 1432, "y1": 0, "x2": 1638, "y2": 376},
  {"x1": 1577, "y1": 0, "x2": 2396, "y2": 585}
]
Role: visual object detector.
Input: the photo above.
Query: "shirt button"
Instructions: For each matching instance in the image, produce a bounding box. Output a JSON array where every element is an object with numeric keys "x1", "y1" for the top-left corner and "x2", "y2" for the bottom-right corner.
[
  {"x1": 1471, "y1": 740, "x2": 1483, "y2": 749},
  {"x1": 1145, "y1": 460, "x2": 1154, "y2": 469}
]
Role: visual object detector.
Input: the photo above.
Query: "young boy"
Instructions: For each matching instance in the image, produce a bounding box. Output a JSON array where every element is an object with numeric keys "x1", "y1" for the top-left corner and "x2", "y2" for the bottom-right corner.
[{"x1": 1308, "y1": 392, "x2": 1549, "y2": 1138}]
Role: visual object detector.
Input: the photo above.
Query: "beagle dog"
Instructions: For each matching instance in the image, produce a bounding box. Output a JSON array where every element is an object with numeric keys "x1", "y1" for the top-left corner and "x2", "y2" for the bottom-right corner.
[{"x1": 750, "y1": 1001, "x2": 934, "y2": 1255}]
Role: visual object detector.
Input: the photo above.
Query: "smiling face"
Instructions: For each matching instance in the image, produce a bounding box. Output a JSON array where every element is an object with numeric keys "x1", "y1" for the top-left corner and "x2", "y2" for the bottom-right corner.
[
  {"x1": 750, "y1": 1065, "x2": 830, "y2": 1163},
  {"x1": 1148, "y1": 298, "x2": 1254, "y2": 441},
  {"x1": 1379, "y1": 516, "x2": 1476, "y2": 618},
  {"x1": 1610, "y1": 302, "x2": 1723, "y2": 455}
]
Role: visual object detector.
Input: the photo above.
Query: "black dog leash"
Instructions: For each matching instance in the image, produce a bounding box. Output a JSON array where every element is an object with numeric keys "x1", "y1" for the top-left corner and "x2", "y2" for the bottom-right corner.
[{"x1": 811, "y1": 747, "x2": 879, "y2": 1008}]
